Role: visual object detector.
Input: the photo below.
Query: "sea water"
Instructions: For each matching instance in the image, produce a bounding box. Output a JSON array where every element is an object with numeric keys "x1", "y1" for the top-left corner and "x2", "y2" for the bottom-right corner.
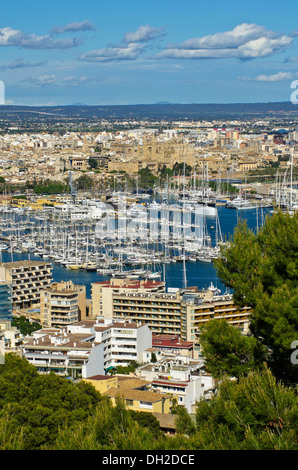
[{"x1": 0, "y1": 205, "x2": 271, "y2": 299}]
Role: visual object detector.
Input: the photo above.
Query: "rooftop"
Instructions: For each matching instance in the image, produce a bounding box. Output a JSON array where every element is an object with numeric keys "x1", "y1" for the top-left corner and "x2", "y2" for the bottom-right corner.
[
  {"x1": 23, "y1": 331, "x2": 99, "y2": 350},
  {"x1": 85, "y1": 375, "x2": 114, "y2": 381},
  {"x1": 93, "y1": 279, "x2": 164, "y2": 290},
  {"x1": 152, "y1": 334, "x2": 193, "y2": 349},
  {"x1": 0, "y1": 260, "x2": 51, "y2": 268},
  {"x1": 152, "y1": 412, "x2": 177, "y2": 430},
  {"x1": 104, "y1": 387, "x2": 169, "y2": 403}
]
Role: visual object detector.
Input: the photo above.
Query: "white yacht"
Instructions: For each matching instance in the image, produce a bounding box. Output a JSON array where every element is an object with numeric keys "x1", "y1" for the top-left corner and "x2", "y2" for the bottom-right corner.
[{"x1": 226, "y1": 196, "x2": 256, "y2": 210}]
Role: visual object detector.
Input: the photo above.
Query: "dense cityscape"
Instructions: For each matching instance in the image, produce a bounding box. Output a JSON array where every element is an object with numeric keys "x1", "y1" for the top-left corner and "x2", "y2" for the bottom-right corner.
[
  {"x1": 0, "y1": 0, "x2": 297, "y2": 457},
  {"x1": 0, "y1": 104, "x2": 297, "y2": 453}
]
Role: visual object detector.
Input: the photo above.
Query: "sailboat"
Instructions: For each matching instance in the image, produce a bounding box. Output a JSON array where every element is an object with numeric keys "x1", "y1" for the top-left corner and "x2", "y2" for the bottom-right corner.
[
  {"x1": 84, "y1": 235, "x2": 98, "y2": 271},
  {"x1": 67, "y1": 231, "x2": 85, "y2": 269},
  {"x1": 272, "y1": 149, "x2": 297, "y2": 214},
  {"x1": 226, "y1": 176, "x2": 256, "y2": 210}
]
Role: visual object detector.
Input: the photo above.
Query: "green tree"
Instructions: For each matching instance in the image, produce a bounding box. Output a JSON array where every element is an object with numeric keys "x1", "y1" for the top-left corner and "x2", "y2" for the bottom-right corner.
[
  {"x1": 76, "y1": 174, "x2": 93, "y2": 190},
  {"x1": 199, "y1": 319, "x2": 266, "y2": 379},
  {"x1": 137, "y1": 167, "x2": 157, "y2": 189},
  {"x1": 0, "y1": 354, "x2": 102, "y2": 449},
  {"x1": 151, "y1": 352, "x2": 157, "y2": 363},
  {"x1": 193, "y1": 366, "x2": 298, "y2": 450},
  {"x1": 172, "y1": 162, "x2": 192, "y2": 176},
  {"x1": 11, "y1": 316, "x2": 41, "y2": 336},
  {"x1": 33, "y1": 180, "x2": 68, "y2": 195},
  {"x1": 159, "y1": 165, "x2": 173, "y2": 179},
  {"x1": 114, "y1": 361, "x2": 140, "y2": 375},
  {"x1": 214, "y1": 211, "x2": 298, "y2": 384},
  {"x1": 129, "y1": 410, "x2": 162, "y2": 438},
  {"x1": 0, "y1": 406, "x2": 25, "y2": 450},
  {"x1": 89, "y1": 158, "x2": 99, "y2": 169},
  {"x1": 52, "y1": 397, "x2": 170, "y2": 450},
  {"x1": 175, "y1": 405, "x2": 196, "y2": 436}
]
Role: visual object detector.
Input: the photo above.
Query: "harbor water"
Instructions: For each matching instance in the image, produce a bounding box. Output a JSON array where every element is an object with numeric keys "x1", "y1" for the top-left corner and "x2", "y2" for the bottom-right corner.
[{"x1": 0, "y1": 204, "x2": 272, "y2": 299}]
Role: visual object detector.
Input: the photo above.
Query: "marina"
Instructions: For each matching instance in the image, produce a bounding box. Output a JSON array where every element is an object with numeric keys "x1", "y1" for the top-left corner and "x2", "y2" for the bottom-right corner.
[{"x1": 0, "y1": 191, "x2": 273, "y2": 297}]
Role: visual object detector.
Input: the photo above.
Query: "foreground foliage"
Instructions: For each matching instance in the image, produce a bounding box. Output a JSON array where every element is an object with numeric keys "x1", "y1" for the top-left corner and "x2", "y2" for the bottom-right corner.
[
  {"x1": 192, "y1": 366, "x2": 298, "y2": 450},
  {"x1": 199, "y1": 319, "x2": 266, "y2": 379},
  {"x1": 0, "y1": 355, "x2": 102, "y2": 450},
  {"x1": 0, "y1": 355, "x2": 297, "y2": 450},
  {"x1": 214, "y1": 211, "x2": 298, "y2": 384}
]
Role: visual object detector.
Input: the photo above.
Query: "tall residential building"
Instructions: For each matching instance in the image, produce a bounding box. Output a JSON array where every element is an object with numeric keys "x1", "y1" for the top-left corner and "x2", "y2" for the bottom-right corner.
[
  {"x1": 91, "y1": 278, "x2": 165, "y2": 318},
  {"x1": 93, "y1": 319, "x2": 152, "y2": 371},
  {"x1": 0, "y1": 260, "x2": 52, "y2": 310},
  {"x1": 39, "y1": 280, "x2": 87, "y2": 328},
  {"x1": 94, "y1": 288, "x2": 251, "y2": 356},
  {"x1": 0, "y1": 281, "x2": 12, "y2": 322}
]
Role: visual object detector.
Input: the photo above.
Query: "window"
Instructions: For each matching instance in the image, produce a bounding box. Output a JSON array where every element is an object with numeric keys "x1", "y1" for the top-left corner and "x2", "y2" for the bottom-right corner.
[{"x1": 139, "y1": 401, "x2": 153, "y2": 409}]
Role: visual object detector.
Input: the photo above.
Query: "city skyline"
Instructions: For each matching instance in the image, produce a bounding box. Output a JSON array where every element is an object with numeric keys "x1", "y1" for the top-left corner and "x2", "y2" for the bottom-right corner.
[{"x1": 1, "y1": 0, "x2": 298, "y2": 106}]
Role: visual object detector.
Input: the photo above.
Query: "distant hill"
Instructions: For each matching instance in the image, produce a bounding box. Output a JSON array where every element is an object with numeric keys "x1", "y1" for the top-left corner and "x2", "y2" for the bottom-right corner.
[{"x1": 0, "y1": 101, "x2": 297, "y2": 123}]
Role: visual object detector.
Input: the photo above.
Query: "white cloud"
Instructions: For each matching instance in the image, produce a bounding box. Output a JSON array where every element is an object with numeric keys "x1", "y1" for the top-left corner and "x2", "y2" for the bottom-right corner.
[
  {"x1": 80, "y1": 24, "x2": 165, "y2": 63},
  {"x1": 124, "y1": 25, "x2": 166, "y2": 43},
  {"x1": 284, "y1": 56, "x2": 298, "y2": 63},
  {"x1": 237, "y1": 36, "x2": 292, "y2": 59},
  {"x1": 177, "y1": 23, "x2": 275, "y2": 50},
  {"x1": 0, "y1": 58, "x2": 45, "y2": 70},
  {"x1": 21, "y1": 74, "x2": 91, "y2": 88},
  {"x1": 0, "y1": 27, "x2": 81, "y2": 49},
  {"x1": 239, "y1": 71, "x2": 298, "y2": 82},
  {"x1": 51, "y1": 20, "x2": 95, "y2": 35},
  {"x1": 80, "y1": 43, "x2": 145, "y2": 62},
  {"x1": 61, "y1": 76, "x2": 89, "y2": 87},
  {"x1": 255, "y1": 72, "x2": 297, "y2": 81},
  {"x1": 23, "y1": 75, "x2": 57, "y2": 86},
  {"x1": 153, "y1": 23, "x2": 292, "y2": 60}
]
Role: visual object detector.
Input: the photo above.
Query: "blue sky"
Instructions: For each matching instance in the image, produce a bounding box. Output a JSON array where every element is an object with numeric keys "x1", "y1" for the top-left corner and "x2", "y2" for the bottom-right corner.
[{"x1": 1, "y1": 0, "x2": 298, "y2": 106}]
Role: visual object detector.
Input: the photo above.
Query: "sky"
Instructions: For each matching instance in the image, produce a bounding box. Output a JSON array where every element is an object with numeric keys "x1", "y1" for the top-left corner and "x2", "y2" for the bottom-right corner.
[{"x1": 1, "y1": 0, "x2": 298, "y2": 106}]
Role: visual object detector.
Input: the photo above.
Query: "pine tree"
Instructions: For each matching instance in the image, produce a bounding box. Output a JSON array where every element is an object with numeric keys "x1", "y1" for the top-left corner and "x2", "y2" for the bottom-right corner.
[{"x1": 214, "y1": 211, "x2": 298, "y2": 384}]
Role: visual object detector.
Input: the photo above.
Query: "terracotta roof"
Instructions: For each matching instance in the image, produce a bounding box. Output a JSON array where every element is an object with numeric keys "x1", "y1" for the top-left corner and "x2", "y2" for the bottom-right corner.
[
  {"x1": 85, "y1": 375, "x2": 114, "y2": 381},
  {"x1": 153, "y1": 412, "x2": 177, "y2": 430},
  {"x1": 115, "y1": 376, "x2": 151, "y2": 389},
  {"x1": 1, "y1": 260, "x2": 51, "y2": 268},
  {"x1": 76, "y1": 320, "x2": 97, "y2": 327},
  {"x1": 152, "y1": 334, "x2": 193, "y2": 349},
  {"x1": 152, "y1": 379, "x2": 189, "y2": 388},
  {"x1": 104, "y1": 387, "x2": 169, "y2": 403},
  {"x1": 94, "y1": 280, "x2": 164, "y2": 289},
  {"x1": 94, "y1": 322, "x2": 141, "y2": 331}
]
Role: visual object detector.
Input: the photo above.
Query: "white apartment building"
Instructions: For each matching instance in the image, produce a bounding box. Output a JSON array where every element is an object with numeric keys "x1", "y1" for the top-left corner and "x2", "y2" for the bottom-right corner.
[
  {"x1": 138, "y1": 356, "x2": 215, "y2": 413},
  {"x1": 22, "y1": 317, "x2": 152, "y2": 378},
  {"x1": 22, "y1": 326, "x2": 104, "y2": 379},
  {"x1": 0, "y1": 320, "x2": 22, "y2": 350},
  {"x1": 94, "y1": 319, "x2": 152, "y2": 371},
  {"x1": 70, "y1": 318, "x2": 152, "y2": 371}
]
